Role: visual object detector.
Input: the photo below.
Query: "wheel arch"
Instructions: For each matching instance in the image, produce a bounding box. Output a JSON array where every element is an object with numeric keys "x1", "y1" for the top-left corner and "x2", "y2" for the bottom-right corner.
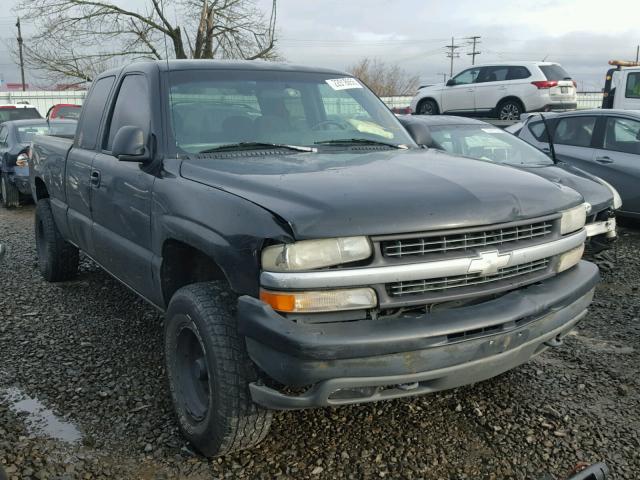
[
  {"x1": 160, "y1": 237, "x2": 231, "y2": 307},
  {"x1": 415, "y1": 97, "x2": 441, "y2": 115},
  {"x1": 496, "y1": 95, "x2": 525, "y2": 112},
  {"x1": 33, "y1": 176, "x2": 49, "y2": 201}
]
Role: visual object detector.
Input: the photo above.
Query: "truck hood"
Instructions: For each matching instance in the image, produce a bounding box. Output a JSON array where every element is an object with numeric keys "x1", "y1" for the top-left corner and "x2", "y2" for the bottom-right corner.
[
  {"x1": 180, "y1": 149, "x2": 584, "y2": 239},
  {"x1": 523, "y1": 163, "x2": 613, "y2": 214}
]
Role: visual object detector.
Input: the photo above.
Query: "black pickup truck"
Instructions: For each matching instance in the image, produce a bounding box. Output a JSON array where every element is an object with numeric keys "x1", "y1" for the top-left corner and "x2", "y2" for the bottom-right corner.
[{"x1": 30, "y1": 60, "x2": 599, "y2": 457}]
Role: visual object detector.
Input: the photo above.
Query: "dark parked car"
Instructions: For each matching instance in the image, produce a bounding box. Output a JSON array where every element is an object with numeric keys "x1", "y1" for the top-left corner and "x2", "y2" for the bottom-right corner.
[
  {"x1": 399, "y1": 115, "x2": 619, "y2": 252},
  {"x1": 0, "y1": 119, "x2": 76, "y2": 207},
  {"x1": 30, "y1": 60, "x2": 597, "y2": 456},
  {"x1": 512, "y1": 109, "x2": 638, "y2": 218}
]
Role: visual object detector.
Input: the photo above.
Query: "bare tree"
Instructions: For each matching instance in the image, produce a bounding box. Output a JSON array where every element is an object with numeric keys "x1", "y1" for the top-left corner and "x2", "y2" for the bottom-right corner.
[
  {"x1": 13, "y1": 0, "x2": 278, "y2": 83},
  {"x1": 348, "y1": 58, "x2": 419, "y2": 97}
]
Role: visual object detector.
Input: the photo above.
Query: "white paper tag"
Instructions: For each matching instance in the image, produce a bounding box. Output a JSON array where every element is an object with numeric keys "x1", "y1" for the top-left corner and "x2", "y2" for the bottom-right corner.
[
  {"x1": 325, "y1": 78, "x2": 363, "y2": 90},
  {"x1": 481, "y1": 128, "x2": 505, "y2": 134}
]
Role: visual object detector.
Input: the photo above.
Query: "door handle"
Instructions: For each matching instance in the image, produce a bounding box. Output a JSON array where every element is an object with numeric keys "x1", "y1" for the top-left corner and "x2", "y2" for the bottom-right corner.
[
  {"x1": 90, "y1": 170, "x2": 101, "y2": 187},
  {"x1": 595, "y1": 156, "x2": 614, "y2": 164},
  {"x1": 467, "y1": 88, "x2": 474, "y2": 92}
]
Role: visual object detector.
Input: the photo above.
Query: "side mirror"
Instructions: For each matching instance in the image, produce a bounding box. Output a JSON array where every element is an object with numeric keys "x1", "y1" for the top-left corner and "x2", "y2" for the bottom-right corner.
[
  {"x1": 112, "y1": 126, "x2": 150, "y2": 162},
  {"x1": 446, "y1": 79, "x2": 455, "y2": 87},
  {"x1": 398, "y1": 118, "x2": 433, "y2": 147}
]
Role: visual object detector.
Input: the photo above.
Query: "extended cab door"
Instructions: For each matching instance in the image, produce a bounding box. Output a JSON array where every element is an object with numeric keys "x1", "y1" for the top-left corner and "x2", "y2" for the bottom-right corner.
[
  {"x1": 90, "y1": 73, "x2": 156, "y2": 299},
  {"x1": 441, "y1": 67, "x2": 479, "y2": 114},
  {"x1": 65, "y1": 76, "x2": 115, "y2": 253}
]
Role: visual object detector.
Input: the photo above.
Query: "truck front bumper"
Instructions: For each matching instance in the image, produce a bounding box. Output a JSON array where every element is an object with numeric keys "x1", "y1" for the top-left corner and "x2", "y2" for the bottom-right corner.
[{"x1": 238, "y1": 261, "x2": 599, "y2": 410}]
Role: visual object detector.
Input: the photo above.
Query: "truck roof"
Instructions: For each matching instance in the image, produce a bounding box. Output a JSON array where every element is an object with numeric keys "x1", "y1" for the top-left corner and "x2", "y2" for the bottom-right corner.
[{"x1": 97, "y1": 60, "x2": 349, "y2": 80}]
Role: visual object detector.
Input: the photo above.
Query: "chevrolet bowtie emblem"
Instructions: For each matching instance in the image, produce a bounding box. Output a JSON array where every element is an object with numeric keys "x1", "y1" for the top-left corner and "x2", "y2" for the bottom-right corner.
[{"x1": 468, "y1": 250, "x2": 512, "y2": 276}]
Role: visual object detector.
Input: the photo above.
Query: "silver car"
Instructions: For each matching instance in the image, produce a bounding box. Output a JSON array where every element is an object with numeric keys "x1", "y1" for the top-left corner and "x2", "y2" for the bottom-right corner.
[{"x1": 511, "y1": 109, "x2": 638, "y2": 218}]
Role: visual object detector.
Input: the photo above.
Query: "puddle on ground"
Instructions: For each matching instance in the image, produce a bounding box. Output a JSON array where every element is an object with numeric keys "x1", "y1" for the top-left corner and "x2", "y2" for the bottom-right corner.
[{"x1": 1, "y1": 387, "x2": 82, "y2": 443}]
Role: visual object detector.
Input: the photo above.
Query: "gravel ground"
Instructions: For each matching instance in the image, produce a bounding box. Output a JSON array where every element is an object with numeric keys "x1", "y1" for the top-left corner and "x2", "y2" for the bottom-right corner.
[{"x1": 0, "y1": 204, "x2": 639, "y2": 480}]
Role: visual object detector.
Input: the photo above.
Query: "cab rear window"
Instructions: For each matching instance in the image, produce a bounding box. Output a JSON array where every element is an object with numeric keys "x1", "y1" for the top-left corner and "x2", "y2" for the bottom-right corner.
[
  {"x1": 539, "y1": 65, "x2": 571, "y2": 81},
  {"x1": 0, "y1": 108, "x2": 42, "y2": 123}
]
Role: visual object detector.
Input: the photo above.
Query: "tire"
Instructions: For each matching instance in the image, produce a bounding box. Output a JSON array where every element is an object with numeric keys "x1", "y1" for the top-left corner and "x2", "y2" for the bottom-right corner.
[
  {"x1": 417, "y1": 98, "x2": 439, "y2": 115},
  {"x1": 35, "y1": 198, "x2": 79, "y2": 281},
  {"x1": 165, "y1": 281, "x2": 272, "y2": 457},
  {"x1": 1, "y1": 171, "x2": 20, "y2": 208},
  {"x1": 496, "y1": 99, "x2": 523, "y2": 120}
]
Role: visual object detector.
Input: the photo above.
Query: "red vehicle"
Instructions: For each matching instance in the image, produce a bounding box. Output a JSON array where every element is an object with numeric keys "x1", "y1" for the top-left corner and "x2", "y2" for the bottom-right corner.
[{"x1": 46, "y1": 103, "x2": 81, "y2": 120}]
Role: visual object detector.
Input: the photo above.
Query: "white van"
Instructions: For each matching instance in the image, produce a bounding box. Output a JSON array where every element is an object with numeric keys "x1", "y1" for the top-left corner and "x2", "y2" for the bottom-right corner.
[{"x1": 410, "y1": 61, "x2": 577, "y2": 120}]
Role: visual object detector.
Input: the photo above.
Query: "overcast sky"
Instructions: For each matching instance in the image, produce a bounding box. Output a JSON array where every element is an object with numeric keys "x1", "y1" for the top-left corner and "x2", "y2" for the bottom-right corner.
[{"x1": 2, "y1": 0, "x2": 639, "y2": 90}]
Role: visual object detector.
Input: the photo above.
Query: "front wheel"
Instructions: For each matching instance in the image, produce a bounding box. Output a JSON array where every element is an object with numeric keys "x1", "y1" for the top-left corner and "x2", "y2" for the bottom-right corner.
[
  {"x1": 165, "y1": 281, "x2": 272, "y2": 457},
  {"x1": 1, "y1": 172, "x2": 20, "y2": 208},
  {"x1": 416, "y1": 99, "x2": 439, "y2": 115},
  {"x1": 35, "y1": 198, "x2": 79, "y2": 281},
  {"x1": 496, "y1": 99, "x2": 523, "y2": 120}
]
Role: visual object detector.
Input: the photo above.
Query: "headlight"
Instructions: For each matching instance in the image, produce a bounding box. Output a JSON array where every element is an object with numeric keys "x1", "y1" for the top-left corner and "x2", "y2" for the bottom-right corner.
[
  {"x1": 557, "y1": 244, "x2": 584, "y2": 273},
  {"x1": 560, "y1": 204, "x2": 587, "y2": 235},
  {"x1": 261, "y1": 236, "x2": 372, "y2": 272},
  {"x1": 260, "y1": 288, "x2": 377, "y2": 313},
  {"x1": 597, "y1": 178, "x2": 623, "y2": 210}
]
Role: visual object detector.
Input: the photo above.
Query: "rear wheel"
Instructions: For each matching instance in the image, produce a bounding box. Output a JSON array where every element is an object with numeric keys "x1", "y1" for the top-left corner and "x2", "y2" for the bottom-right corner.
[
  {"x1": 496, "y1": 99, "x2": 523, "y2": 120},
  {"x1": 35, "y1": 198, "x2": 79, "y2": 281},
  {"x1": 1, "y1": 172, "x2": 20, "y2": 208},
  {"x1": 417, "y1": 98, "x2": 439, "y2": 115},
  {"x1": 165, "y1": 281, "x2": 272, "y2": 457}
]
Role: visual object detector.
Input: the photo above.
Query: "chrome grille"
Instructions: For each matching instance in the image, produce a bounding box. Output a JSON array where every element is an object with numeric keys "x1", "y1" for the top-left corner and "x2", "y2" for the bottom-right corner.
[
  {"x1": 388, "y1": 258, "x2": 550, "y2": 297},
  {"x1": 382, "y1": 221, "x2": 553, "y2": 258}
]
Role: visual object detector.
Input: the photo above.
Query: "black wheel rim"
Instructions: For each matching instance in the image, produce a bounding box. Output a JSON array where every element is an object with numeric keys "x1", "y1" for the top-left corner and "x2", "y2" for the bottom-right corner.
[
  {"x1": 175, "y1": 321, "x2": 210, "y2": 422},
  {"x1": 420, "y1": 102, "x2": 433, "y2": 115}
]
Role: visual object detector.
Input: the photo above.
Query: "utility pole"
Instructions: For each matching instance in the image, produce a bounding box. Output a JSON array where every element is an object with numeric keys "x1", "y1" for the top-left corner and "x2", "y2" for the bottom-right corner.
[
  {"x1": 16, "y1": 18, "x2": 26, "y2": 91},
  {"x1": 445, "y1": 37, "x2": 462, "y2": 77},
  {"x1": 465, "y1": 35, "x2": 482, "y2": 65},
  {"x1": 636, "y1": 45, "x2": 639, "y2": 63}
]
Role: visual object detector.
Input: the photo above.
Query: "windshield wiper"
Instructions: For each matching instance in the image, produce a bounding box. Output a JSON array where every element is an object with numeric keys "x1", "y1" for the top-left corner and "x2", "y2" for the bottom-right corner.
[
  {"x1": 199, "y1": 142, "x2": 316, "y2": 154},
  {"x1": 314, "y1": 138, "x2": 407, "y2": 149}
]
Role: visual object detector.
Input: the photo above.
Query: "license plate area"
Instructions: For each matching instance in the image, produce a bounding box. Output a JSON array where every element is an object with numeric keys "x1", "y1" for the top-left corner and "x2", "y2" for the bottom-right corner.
[{"x1": 560, "y1": 86, "x2": 569, "y2": 94}]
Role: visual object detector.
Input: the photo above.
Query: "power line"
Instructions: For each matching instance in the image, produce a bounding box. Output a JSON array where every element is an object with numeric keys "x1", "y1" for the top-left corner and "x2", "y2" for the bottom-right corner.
[
  {"x1": 445, "y1": 36, "x2": 463, "y2": 77},
  {"x1": 465, "y1": 35, "x2": 481, "y2": 65}
]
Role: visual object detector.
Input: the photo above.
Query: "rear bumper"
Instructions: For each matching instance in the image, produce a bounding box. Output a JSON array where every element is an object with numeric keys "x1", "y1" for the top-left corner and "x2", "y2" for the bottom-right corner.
[
  {"x1": 8, "y1": 167, "x2": 31, "y2": 195},
  {"x1": 531, "y1": 102, "x2": 578, "y2": 112},
  {"x1": 238, "y1": 261, "x2": 599, "y2": 409}
]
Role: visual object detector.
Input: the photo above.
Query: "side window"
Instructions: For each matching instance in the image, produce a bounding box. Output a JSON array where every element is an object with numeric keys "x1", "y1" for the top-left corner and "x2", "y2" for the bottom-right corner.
[
  {"x1": 104, "y1": 75, "x2": 150, "y2": 151},
  {"x1": 554, "y1": 117, "x2": 596, "y2": 147},
  {"x1": 452, "y1": 68, "x2": 480, "y2": 85},
  {"x1": 477, "y1": 66, "x2": 509, "y2": 83},
  {"x1": 507, "y1": 66, "x2": 531, "y2": 80},
  {"x1": 604, "y1": 117, "x2": 640, "y2": 154},
  {"x1": 77, "y1": 76, "x2": 115, "y2": 150},
  {"x1": 0, "y1": 126, "x2": 8, "y2": 147},
  {"x1": 625, "y1": 72, "x2": 640, "y2": 99},
  {"x1": 528, "y1": 121, "x2": 548, "y2": 142}
]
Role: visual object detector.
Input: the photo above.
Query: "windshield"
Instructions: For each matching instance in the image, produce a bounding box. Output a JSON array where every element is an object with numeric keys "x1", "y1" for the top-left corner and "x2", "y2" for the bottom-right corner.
[
  {"x1": 167, "y1": 69, "x2": 415, "y2": 154},
  {"x1": 54, "y1": 106, "x2": 81, "y2": 120},
  {"x1": 429, "y1": 124, "x2": 554, "y2": 166},
  {"x1": 16, "y1": 122, "x2": 77, "y2": 142}
]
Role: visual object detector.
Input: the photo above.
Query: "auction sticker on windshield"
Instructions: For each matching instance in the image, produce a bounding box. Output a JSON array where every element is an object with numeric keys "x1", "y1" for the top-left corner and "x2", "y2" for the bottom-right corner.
[{"x1": 325, "y1": 78, "x2": 363, "y2": 90}]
